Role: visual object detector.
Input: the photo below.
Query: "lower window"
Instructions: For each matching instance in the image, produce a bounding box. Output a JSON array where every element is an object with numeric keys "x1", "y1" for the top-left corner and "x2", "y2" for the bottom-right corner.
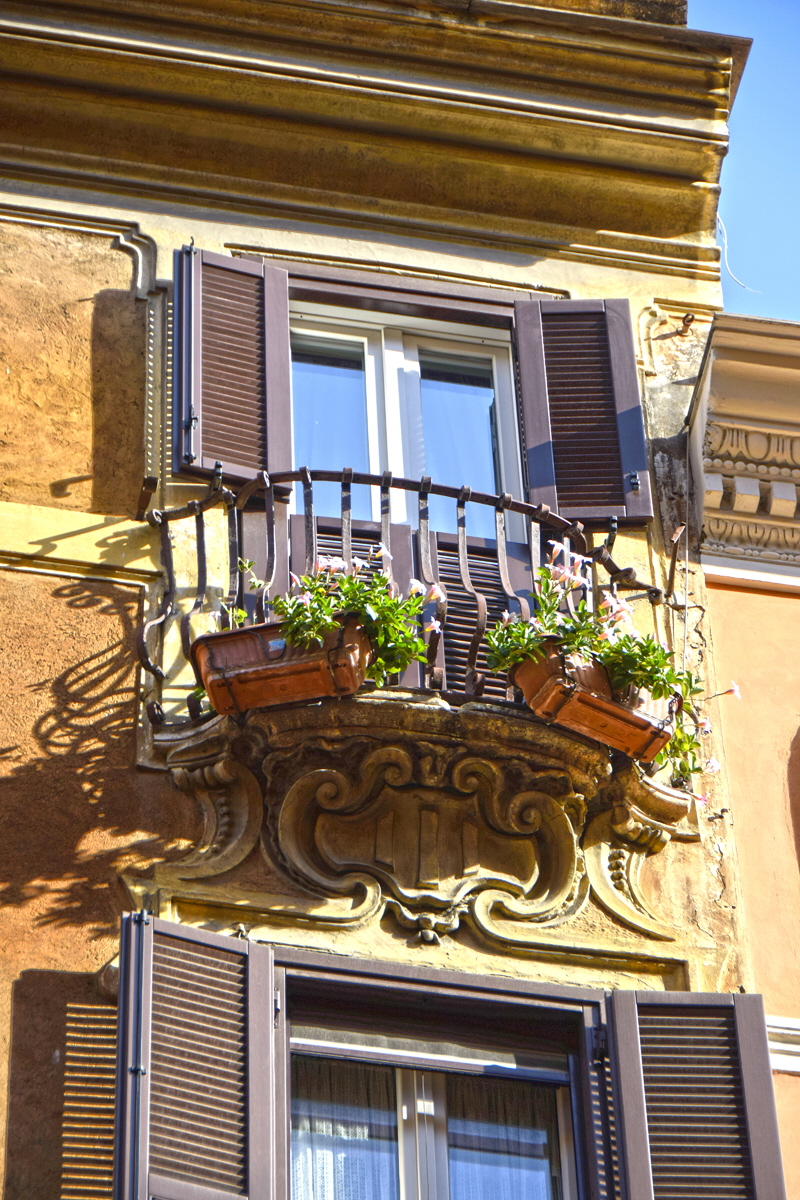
[{"x1": 289, "y1": 1025, "x2": 576, "y2": 1200}]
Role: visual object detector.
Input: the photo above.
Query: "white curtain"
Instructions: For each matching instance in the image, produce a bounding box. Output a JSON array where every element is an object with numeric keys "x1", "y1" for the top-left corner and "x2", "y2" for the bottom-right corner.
[
  {"x1": 291, "y1": 1057, "x2": 399, "y2": 1200},
  {"x1": 446, "y1": 1075, "x2": 559, "y2": 1200}
]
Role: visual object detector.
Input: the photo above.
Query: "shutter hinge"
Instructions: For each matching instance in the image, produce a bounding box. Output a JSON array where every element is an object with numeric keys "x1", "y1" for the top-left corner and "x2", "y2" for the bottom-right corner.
[
  {"x1": 629, "y1": 471, "x2": 641, "y2": 492},
  {"x1": 274, "y1": 992, "x2": 282, "y2": 1028},
  {"x1": 184, "y1": 407, "x2": 198, "y2": 464},
  {"x1": 592, "y1": 1025, "x2": 608, "y2": 1064},
  {"x1": 129, "y1": 1065, "x2": 148, "y2": 1076},
  {"x1": 132, "y1": 910, "x2": 150, "y2": 926}
]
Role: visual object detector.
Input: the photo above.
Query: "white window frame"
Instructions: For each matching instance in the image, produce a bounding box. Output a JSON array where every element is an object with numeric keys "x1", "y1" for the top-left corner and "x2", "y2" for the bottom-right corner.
[{"x1": 288, "y1": 302, "x2": 523, "y2": 534}]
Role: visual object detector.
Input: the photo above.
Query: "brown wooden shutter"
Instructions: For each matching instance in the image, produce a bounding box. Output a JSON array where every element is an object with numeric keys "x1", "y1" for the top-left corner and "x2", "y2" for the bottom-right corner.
[
  {"x1": 609, "y1": 991, "x2": 786, "y2": 1200},
  {"x1": 174, "y1": 248, "x2": 291, "y2": 480},
  {"x1": 431, "y1": 533, "x2": 533, "y2": 701},
  {"x1": 114, "y1": 914, "x2": 275, "y2": 1200},
  {"x1": 514, "y1": 299, "x2": 653, "y2": 523}
]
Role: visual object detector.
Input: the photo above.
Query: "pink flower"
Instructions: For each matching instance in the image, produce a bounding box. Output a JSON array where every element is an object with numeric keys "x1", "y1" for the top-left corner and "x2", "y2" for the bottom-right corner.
[
  {"x1": 425, "y1": 618, "x2": 442, "y2": 635},
  {"x1": 704, "y1": 757, "x2": 722, "y2": 774},
  {"x1": 501, "y1": 610, "x2": 514, "y2": 626},
  {"x1": 695, "y1": 793, "x2": 709, "y2": 807},
  {"x1": 698, "y1": 717, "x2": 713, "y2": 735},
  {"x1": 289, "y1": 572, "x2": 301, "y2": 587},
  {"x1": 425, "y1": 582, "x2": 446, "y2": 605},
  {"x1": 316, "y1": 554, "x2": 345, "y2": 573},
  {"x1": 351, "y1": 556, "x2": 367, "y2": 573},
  {"x1": 407, "y1": 578, "x2": 425, "y2": 595},
  {"x1": 727, "y1": 681, "x2": 741, "y2": 699},
  {"x1": 298, "y1": 591, "x2": 312, "y2": 607}
]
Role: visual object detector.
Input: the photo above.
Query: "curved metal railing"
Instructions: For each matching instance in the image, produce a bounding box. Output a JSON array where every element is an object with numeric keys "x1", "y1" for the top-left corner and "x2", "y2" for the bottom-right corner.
[{"x1": 136, "y1": 465, "x2": 651, "y2": 715}]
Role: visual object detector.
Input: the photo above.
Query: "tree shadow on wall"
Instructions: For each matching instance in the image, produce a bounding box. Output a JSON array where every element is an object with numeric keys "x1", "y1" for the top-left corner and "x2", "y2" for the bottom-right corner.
[
  {"x1": 3, "y1": 969, "x2": 116, "y2": 1200},
  {"x1": 0, "y1": 577, "x2": 197, "y2": 940}
]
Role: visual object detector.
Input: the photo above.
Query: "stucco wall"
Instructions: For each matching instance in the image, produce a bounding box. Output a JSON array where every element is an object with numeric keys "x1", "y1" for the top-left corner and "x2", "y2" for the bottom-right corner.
[
  {"x1": 705, "y1": 581, "x2": 800, "y2": 1191},
  {"x1": 0, "y1": 569, "x2": 200, "y2": 1199},
  {"x1": 0, "y1": 222, "x2": 146, "y2": 517}
]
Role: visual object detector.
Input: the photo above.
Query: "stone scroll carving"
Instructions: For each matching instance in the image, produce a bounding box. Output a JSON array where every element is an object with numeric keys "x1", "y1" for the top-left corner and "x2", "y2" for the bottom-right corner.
[
  {"x1": 267, "y1": 742, "x2": 588, "y2": 944},
  {"x1": 128, "y1": 696, "x2": 700, "y2": 951}
]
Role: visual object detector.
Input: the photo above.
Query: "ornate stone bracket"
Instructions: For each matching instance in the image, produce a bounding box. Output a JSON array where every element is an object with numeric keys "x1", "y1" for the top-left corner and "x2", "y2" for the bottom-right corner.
[{"x1": 127, "y1": 696, "x2": 701, "y2": 954}]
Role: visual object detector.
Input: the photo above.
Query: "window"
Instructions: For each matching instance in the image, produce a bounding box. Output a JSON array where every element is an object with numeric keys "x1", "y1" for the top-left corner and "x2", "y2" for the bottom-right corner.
[
  {"x1": 289, "y1": 1025, "x2": 575, "y2": 1200},
  {"x1": 287, "y1": 301, "x2": 522, "y2": 538},
  {"x1": 173, "y1": 250, "x2": 653, "y2": 526},
  {"x1": 114, "y1": 916, "x2": 785, "y2": 1200}
]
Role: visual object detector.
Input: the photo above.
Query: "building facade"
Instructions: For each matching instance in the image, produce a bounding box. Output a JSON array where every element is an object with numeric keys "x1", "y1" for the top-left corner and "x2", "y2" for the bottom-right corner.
[{"x1": 0, "y1": 0, "x2": 797, "y2": 1196}]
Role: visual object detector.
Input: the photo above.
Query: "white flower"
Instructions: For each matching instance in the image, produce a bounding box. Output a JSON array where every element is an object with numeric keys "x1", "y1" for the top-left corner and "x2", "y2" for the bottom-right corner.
[
  {"x1": 289, "y1": 572, "x2": 301, "y2": 587},
  {"x1": 727, "y1": 681, "x2": 742, "y2": 699},
  {"x1": 704, "y1": 757, "x2": 722, "y2": 774},
  {"x1": 425, "y1": 618, "x2": 442, "y2": 634},
  {"x1": 407, "y1": 578, "x2": 425, "y2": 595},
  {"x1": 698, "y1": 717, "x2": 713, "y2": 735}
]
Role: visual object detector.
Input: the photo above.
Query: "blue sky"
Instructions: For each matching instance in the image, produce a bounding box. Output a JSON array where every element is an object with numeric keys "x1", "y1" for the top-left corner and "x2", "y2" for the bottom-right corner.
[{"x1": 689, "y1": 0, "x2": 800, "y2": 323}]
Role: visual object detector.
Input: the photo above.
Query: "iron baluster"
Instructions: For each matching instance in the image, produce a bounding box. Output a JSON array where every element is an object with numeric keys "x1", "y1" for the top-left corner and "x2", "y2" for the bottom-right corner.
[
  {"x1": 180, "y1": 500, "x2": 208, "y2": 673},
  {"x1": 456, "y1": 485, "x2": 487, "y2": 698},
  {"x1": 494, "y1": 493, "x2": 530, "y2": 622},
  {"x1": 417, "y1": 477, "x2": 446, "y2": 688},
  {"x1": 341, "y1": 467, "x2": 353, "y2": 572},
  {"x1": 300, "y1": 466, "x2": 317, "y2": 576},
  {"x1": 380, "y1": 471, "x2": 394, "y2": 590},
  {"x1": 136, "y1": 511, "x2": 175, "y2": 679}
]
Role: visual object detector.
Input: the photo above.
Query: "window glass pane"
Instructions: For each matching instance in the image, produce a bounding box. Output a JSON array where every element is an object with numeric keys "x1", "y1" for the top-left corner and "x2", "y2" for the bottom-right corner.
[
  {"x1": 446, "y1": 1075, "x2": 560, "y2": 1200},
  {"x1": 291, "y1": 1025, "x2": 569, "y2": 1079},
  {"x1": 291, "y1": 339, "x2": 371, "y2": 520},
  {"x1": 418, "y1": 356, "x2": 498, "y2": 539},
  {"x1": 291, "y1": 1056, "x2": 400, "y2": 1200}
]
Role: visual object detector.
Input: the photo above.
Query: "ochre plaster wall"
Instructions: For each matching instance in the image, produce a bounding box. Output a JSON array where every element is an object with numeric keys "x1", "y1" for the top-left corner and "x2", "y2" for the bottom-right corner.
[
  {"x1": 705, "y1": 582, "x2": 800, "y2": 1191},
  {"x1": 0, "y1": 221, "x2": 146, "y2": 517},
  {"x1": 705, "y1": 583, "x2": 800, "y2": 1014},
  {"x1": 0, "y1": 569, "x2": 200, "y2": 1199}
]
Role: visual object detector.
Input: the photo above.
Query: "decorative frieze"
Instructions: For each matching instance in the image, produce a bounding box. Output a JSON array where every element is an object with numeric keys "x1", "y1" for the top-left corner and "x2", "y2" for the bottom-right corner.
[{"x1": 690, "y1": 316, "x2": 800, "y2": 566}]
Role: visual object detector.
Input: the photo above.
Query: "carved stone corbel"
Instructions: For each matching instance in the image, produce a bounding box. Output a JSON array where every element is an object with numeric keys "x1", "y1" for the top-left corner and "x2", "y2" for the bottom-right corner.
[
  {"x1": 583, "y1": 766, "x2": 699, "y2": 941},
  {"x1": 151, "y1": 756, "x2": 264, "y2": 885}
]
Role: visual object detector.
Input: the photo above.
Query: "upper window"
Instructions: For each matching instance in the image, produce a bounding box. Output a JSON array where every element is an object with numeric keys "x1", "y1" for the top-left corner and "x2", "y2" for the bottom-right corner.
[
  {"x1": 173, "y1": 249, "x2": 654, "y2": 526},
  {"x1": 287, "y1": 302, "x2": 521, "y2": 538}
]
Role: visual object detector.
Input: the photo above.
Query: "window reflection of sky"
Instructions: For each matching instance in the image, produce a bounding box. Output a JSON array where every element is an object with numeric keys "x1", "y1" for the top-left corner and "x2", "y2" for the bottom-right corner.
[
  {"x1": 418, "y1": 361, "x2": 498, "y2": 539},
  {"x1": 291, "y1": 346, "x2": 372, "y2": 521}
]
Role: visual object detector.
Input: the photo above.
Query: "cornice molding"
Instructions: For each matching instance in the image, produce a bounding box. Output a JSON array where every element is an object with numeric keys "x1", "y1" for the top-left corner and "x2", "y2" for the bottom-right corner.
[{"x1": 0, "y1": 0, "x2": 738, "y2": 274}]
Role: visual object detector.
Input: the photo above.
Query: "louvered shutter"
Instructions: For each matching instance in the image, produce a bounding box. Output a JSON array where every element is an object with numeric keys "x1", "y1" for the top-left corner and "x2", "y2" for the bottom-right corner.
[
  {"x1": 431, "y1": 533, "x2": 533, "y2": 701},
  {"x1": 114, "y1": 914, "x2": 275, "y2": 1200},
  {"x1": 608, "y1": 990, "x2": 786, "y2": 1200},
  {"x1": 514, "y1": 299, "x2": 653, "y2": 523},
  {"x1": 174, "y1": 248, "x2": 291, "y2": 479}
]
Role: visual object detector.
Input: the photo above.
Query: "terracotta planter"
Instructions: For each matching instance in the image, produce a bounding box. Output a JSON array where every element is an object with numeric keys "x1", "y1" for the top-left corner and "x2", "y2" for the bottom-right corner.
[
  {"x1": 191, "y1": 616, "x2": 373, "y2": 716},
  {"x1": 511, "y1": 641, "x2": 672, "y2": 763}
]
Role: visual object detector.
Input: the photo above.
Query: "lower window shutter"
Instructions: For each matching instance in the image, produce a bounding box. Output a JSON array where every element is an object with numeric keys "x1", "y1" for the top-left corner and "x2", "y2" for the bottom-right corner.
[
  {"x1": 114, "y1": 915, "x2": 275, "y2": 1200},
  {"x1": 514, "y1": 299, "x2": 653, "y2": 523},
  {"x1": 609, "y1": 990, "x2": 786, "y2": 1200},
  {"x1": 174, "y1": 247, "x2": 291, "y2": 480}
]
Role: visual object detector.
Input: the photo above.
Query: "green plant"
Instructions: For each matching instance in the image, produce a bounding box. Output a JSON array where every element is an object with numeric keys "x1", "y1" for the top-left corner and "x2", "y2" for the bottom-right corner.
[
  {"x1": 238, "y1": 553, "x2": 430, "y2": 687},
  {"x1": 485, "y1": 550, "x2": 730, "y2": 788}
]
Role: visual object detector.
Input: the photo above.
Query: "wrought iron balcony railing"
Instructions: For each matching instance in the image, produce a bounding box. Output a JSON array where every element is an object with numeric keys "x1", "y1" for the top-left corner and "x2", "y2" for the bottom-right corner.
[{"x1": 137, "y1": 465, "x2": 650, "y2": 720}]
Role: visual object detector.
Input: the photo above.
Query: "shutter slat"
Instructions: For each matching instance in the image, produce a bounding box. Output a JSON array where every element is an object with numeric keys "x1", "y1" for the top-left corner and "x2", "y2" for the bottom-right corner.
[
  {"x1": 541, "y1": 311, "x2": 625, "y2": 510},
  {"x1": 200, "y1": 262, "x2": 266, "y2": 475},
  {"x1": 639, "y1": 1007, "x2": 756, "y2": 1200},
  {"x1": 148, "y1": 934, "x2": 248, "y2": 1195}
]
